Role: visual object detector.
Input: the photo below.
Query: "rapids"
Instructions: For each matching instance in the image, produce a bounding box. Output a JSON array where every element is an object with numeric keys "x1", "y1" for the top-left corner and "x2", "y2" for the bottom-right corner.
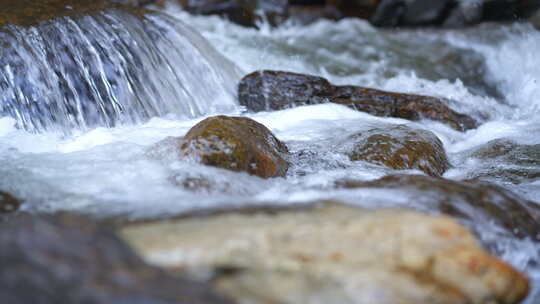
[{"x1": 0, "y1": 2, "x2": 539, "y2": 303}]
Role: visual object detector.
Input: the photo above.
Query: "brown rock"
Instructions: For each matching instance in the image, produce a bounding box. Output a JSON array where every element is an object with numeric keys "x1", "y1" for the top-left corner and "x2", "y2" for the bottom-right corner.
[
  {"x1": 288, "y1": 5, "x2": 343, "y2": 24},
  {"x1": 0, "y1": 0, "x2": 148, "y2": 26},
  {"x1": 238, "y1": 70, "x2": 478, "y2": 131},
  {"x1": 340, "y1": 125, "x2": 449, "y2": 176},
  {"x1": 178, "y1": 115, "x2": 289, "y2": 178},
  {"x1": 336, "y1": 174, "x2": 540, "y2": 241},
  {"x1": 121, "y1": 202, "x2": 529, "y2": 304},
  {"x1": 177, "y1": 0, "x2": 289, "y2": 27},
  {"x1": 0, "y1": 213, "x2": 234, "y2": 304},
  {"x1": 0, "y1": 192, "x2": 20, "y2": 213},
  {"x1": 331, "y1": 0, "x2": 380, "y2": 18}
]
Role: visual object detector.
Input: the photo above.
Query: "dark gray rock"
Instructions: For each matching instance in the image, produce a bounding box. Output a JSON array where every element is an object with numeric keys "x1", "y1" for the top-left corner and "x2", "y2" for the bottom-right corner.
[
  {"x1": 0, "y1": 192, "x2": 20, "y2": 214},
  {"x1": 337, "y1": 174, "x2": 540, "y2": 242},
  {"x1": 238, "y1": 70, "x2": 478, "y2": 131},
  {"x1": 0, "y1": 213, "x2": 234, "y2": 304}
]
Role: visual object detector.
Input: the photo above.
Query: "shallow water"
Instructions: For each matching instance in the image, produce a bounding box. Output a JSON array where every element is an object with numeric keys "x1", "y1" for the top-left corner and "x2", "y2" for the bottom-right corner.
[{"x1": 0, "y1": 3, "x2": 539, "y2": 303}]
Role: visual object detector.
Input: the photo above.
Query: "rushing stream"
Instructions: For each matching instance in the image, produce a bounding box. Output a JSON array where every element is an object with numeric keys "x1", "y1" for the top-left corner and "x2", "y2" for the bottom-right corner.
[{"x1": 0, "y1": 2, "x2": 539, "y2": 303}]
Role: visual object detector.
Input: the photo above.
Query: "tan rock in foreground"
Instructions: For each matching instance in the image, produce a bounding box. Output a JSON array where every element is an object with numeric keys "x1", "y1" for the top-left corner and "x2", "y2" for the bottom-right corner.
[{"x1": 121, "y1": 203, "x2": 528, "y2": 304}]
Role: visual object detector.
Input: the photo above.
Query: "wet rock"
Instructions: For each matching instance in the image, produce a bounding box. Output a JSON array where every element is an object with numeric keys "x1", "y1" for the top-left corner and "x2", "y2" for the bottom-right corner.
[
  {"x1": 336, "y1": 174, "x2": 540, "y2": 241},
  {"x1": 121, "y1": 202, "x2": 529, "y2": 304},
  {"x1": 178, "y1": 115, "x2": 289, "y2": 178},
  {"x1": 332, "y1": 85, "x2": 478, "y2": 131},
  {"x1": 0, "y1": 213, "x2": 234, "y2": 304},
  {"x1": 238, "y1": 70, "x2": 477, "y2": 131},
  {"x1": 288, "y1": 4, "x2": 343, "y2": 24},
  {"x1": 238, "y1": 71, "x2": 334, "y2": 111},
  {"x1": 371, "y1": 0, "x2": 456, "y2": 27},
  {"x1": 469, "y1": 139, "x2": 540, "y2": 166},
  {"x1": 482, "y1": 0, "x2": 540, "y2": 22},
  {"x1": 327, "y1": 0, "x2": 381, "y2": 19},
  {"x1": 461, "y1": 139, "x2": 540, "y2": 184},
  {"x1": 0, "y1": 0, "x2": 147, "y2": 26},
  {"x1": 0, "y1": 192, "x2": 21, "y2": 213},
  {"x1": 531, "y1": 10, "x2": 540, "y2": 29},
  {"x1": 177, "y1": 0, "x2": 289, "y2": 27},
  {"x1": 339, "y1": 125, "x2": 449, "y2": 176},
  {"x1": 371, "y1": 0, "x2": 540, "y2": 27},
  {"x1": 173, "y1": 0, "x2": 539, "y2": 27}
]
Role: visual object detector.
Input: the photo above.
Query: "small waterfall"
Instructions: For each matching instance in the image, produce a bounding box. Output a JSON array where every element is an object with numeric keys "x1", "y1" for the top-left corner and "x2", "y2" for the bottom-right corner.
[{"x1": 0, "y1": 8, "x2": 243, "y2": 133}]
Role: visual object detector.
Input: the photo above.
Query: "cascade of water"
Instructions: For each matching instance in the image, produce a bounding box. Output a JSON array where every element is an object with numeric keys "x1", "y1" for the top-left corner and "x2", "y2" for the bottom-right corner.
[{"x1": 0, "y1": 8, "x2": 243, "y2": 133}]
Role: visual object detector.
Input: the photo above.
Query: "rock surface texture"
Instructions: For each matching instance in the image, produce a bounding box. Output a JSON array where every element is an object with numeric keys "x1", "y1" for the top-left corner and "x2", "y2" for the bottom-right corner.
[
  {"x1": 336, "y1": 174, "x2": 540, "y2": 241},
  {"x1": 239, "y1": 70, "x2": 477, "y2": 131},
  {"x1": 0, "y1": 213, "x2": 234, "y2": 304},
  {"x1": 0, "y1": 192, "x2": 20, "y2": 214},
  {"x1": 339, "y1": 125, "x2": 449, "y2": 176},
  {"x1": 122, "y1": 203, "x2": 529, "y2": 304},
  {"x1": 0, "y1": 0, "x2": 148, "y2": 26},
  {"x1": 171, "y1": 115, "x2": 289, "y2": 178}
]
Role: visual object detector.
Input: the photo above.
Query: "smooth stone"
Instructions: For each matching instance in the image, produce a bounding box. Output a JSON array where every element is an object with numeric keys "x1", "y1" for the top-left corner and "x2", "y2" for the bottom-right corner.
[
  {"x1": 339, "y1": 125, "x2": 449, "y2": 177},
  {"x1": 0, "y1": 212, "x2": 234, "y2": 304},
  {"x1": 121, "y1": 202, "x2": 529, "y2": 304}
]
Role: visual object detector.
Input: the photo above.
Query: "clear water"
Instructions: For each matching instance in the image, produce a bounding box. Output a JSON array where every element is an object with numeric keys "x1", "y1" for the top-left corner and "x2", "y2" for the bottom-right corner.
[
  {"x1": 0, "y1": 9, "x2": 241, "y2": 132},
  {"x1": 0, "y1": 2, "x2": 539, "y2": 302}
]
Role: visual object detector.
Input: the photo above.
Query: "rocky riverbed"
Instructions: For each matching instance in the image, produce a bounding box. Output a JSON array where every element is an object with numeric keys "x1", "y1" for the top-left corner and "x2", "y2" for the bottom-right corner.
[{"x1": 1, "y1": 0, "x2": 540, "y2": 303}]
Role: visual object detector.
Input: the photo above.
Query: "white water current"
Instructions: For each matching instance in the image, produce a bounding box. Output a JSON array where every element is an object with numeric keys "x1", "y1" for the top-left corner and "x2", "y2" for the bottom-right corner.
[{"x1": 0, "y1": 2, "x2": 539, "y2": 303}]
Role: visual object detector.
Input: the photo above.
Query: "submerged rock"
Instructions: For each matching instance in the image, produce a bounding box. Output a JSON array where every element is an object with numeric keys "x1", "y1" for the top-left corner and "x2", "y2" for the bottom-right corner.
[
  {"x1": 121, "y1": 202, "x2": 529, "y2": 304},
  {"x1": 339, "y1": 125, "x2": 449, "y2": 176},
  {"x1": 239, "y1": 70, "x2": 477, "y2": 131},
  {"x1": 0, "y1": 213, "x2": 234, "y2": 304},
  {"x1": 0, "y1": 192, "x2": 21, "y2": 213},
  {"x1": 336, "y1": 174, "x2": 540, "y2": 241},
  {"x1": 459, "y1": 139, "x2": 540, "y2": 184},
  {"x1": 176, "y1": 115, "x2": 289, "y2": 178},
  {"x1": 468, "y1": 139, "x2": 540, "y2": 166}
]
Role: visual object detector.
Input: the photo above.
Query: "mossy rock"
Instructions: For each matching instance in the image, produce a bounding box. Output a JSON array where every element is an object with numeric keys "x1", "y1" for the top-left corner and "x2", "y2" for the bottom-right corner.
[
  {"x1": 0, "y1": 0, "x2": 147, "y2": 27},
  {"x1": 180, "y1": 115, "x2": 289, "y2": 178},
  {"x1": 343, "y1": 125, "x2": 449, "y2": 176}
]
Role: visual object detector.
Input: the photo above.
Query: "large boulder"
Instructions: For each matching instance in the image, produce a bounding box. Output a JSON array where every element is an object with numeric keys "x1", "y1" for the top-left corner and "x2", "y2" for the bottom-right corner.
[
  {"x1": 338, "y1": 125, "x2": 449, "y2": 176},
  {"x1": 238, "y1": 70, "x2": 477, "y2": 131},
  {"x1": 121, "y1": 202, "x2": 529, "y2": 304},
  {"x1": 336, "y1": 174, "x2": 540, "y2": 241},
  {"x1": 170, "y1": 115, "x2": 289, "y2": 178},
  {"x1": 0, "y1": 213, "x2": 234, "y2": 304},
  {"x1": 0, "y1": 192, "x2": 20, "y2": 214}
]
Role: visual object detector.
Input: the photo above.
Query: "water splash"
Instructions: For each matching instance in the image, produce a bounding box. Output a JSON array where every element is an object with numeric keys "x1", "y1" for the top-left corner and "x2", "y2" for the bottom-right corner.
[{"x1": 0, "y1": 9, "x2": 242, "y2": 133}]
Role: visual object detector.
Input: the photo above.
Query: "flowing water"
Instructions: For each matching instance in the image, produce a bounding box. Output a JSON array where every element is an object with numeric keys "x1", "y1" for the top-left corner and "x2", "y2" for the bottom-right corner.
[{"x1": 0, "y1": 2, "x2": 539, "y2": 303}]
